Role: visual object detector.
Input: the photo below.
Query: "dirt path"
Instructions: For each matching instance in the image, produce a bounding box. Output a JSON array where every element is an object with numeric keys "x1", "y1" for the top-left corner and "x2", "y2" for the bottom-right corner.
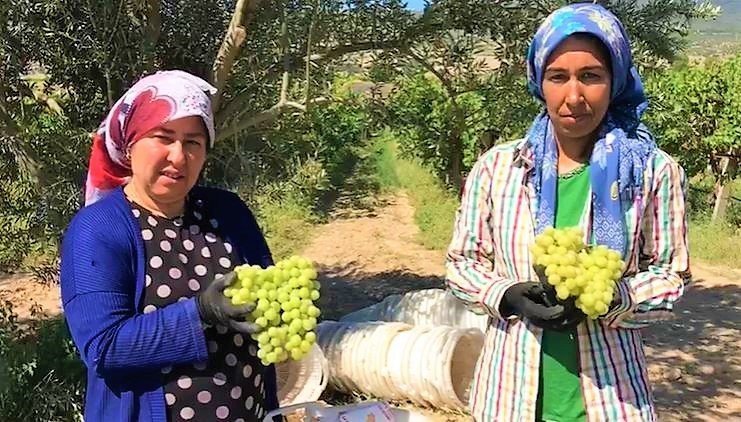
[{"x1": 1, "y1": 192, "x2": 739, "y2": 421}]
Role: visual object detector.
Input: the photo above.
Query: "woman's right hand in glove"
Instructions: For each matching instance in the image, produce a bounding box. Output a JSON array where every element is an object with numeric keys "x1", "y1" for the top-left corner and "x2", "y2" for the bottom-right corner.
[
  {"x1": 499, "y1": 282, "x2": 565, "y2": 326},
  {"x1": 195, "y1": 271, "x2": 261, "y2": 335}
]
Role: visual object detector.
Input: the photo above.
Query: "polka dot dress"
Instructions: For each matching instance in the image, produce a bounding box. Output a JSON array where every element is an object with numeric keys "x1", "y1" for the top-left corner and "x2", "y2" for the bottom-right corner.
[{"x1": 131, "y1": 198, "x2": 268, "y2": 422}]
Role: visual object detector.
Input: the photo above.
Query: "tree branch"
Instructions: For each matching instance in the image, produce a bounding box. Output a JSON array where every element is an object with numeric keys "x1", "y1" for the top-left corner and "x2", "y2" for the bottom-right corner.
[
  {"x1": 403, "y1": 47, "x2": 457, "y2": 98},
  {"x1": 302, "y1": 39, "x2": 407, "y2": 64},
  {"x1": 211, "y1": 0, "x2": 263, "y2": 112},
  {"x1": 217, "y1": 96, "x2": 326, "y2": 141}
]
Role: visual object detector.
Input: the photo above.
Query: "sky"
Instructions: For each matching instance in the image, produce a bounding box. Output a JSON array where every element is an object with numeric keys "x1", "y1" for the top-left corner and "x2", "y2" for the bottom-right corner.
[{"x1": 405, "y1": 0, "x2": 425, "y2": 12}]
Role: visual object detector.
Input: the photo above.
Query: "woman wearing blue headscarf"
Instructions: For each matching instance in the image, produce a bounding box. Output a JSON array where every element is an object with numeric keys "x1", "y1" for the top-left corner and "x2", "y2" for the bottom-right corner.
[{"x1": 446, "y1": 4, "x2": 690, "y2": 421}]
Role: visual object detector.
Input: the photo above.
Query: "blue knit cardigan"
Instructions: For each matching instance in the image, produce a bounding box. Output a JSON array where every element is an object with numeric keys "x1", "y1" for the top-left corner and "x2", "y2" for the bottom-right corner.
[{"x1": 60, "y1": 186, "x2": 279, "y2": 422}]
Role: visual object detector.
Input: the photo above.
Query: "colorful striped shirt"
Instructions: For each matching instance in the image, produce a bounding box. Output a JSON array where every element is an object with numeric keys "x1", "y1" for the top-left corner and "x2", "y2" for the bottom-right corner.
[{"x1": 445, "y1": 139, "x2": 691, "y2": 422}]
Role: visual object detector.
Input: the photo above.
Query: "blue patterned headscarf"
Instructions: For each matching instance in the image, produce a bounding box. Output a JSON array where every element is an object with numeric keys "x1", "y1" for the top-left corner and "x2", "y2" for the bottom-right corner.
[{"x1": 525, "y1": 3, "x2": 656, "y2": 258}]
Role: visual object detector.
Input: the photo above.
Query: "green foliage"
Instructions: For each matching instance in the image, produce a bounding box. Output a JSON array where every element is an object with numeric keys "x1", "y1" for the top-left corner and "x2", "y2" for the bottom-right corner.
[
  {"x1": 204, "y1": 88, "x2": 373, "y2": 259},
  {"x1": 372, "y1": 133, "x2": 400, "y2": 189},
  {"x1": 689, "y1": 219, "x2": 741, "y2": 268},
  {"x1": 373, "y1": 134, "x2": 459, "y2": 249},
  {"x1": 0, "y1": 111, "x2": 88, "y2": 270},
  {"x1": 0, "y1": 303, "x2": 85, "y2": 421},
  {"x1": 644, "y1": 56, "x2": 741, "y2": 180},
  {"x1": 206, "y1": 89, "x2": 371, "y2": 209},
  {"x1": 387, "y1": 70, "x2": 537, "y2": 183},
  {"x1": 685, "y1": 175, "x2": 741, "y2": 226}
]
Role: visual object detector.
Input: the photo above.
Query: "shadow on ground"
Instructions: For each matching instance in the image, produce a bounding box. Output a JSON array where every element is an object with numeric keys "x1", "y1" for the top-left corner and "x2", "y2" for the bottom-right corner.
[
  {"x1": 644, "y1": 278, "x2": 741, "y2": 421},
  {"x1": 316, "y1": 264, "x2": 445, "y2": 321},
  {"x1": 317, "y1": 267, "x2": 741, "y2": 421}
]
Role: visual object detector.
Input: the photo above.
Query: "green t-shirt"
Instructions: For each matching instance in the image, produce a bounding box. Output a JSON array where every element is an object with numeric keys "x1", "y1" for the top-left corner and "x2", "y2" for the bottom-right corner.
[{"x1": 536, "y1": 164, "x2": 590, "y2": 422}]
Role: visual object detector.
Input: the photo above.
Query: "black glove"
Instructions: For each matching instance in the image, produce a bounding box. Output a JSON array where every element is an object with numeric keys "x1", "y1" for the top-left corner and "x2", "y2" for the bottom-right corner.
[
  {"x1": 530, "y1": 266, "x2": 586, "y2": 331},
  {"x1": 534, "y1": 289, "x2": 587, "y2": 331},
  {"x1": 500, "y1": 282, "x2": 565, "y2": 326},
  {"x1": 195, "y1": 271, "x2": 261, "y2": 334}
]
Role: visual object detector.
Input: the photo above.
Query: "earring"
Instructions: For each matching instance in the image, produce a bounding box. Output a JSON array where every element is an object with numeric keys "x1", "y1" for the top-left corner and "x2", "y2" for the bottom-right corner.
[{"x1": 125, "y1": 147, "x2": 132, "y2": 160}]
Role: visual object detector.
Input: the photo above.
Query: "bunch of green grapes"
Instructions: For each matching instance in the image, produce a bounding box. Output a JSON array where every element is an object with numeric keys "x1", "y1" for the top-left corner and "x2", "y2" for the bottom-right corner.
[
  {"x1": 224, "y1": 255, "x2": 321, "y2": 366},
  {"x1": 530, "y1": 227, "x2": 625, "y2": 319}
]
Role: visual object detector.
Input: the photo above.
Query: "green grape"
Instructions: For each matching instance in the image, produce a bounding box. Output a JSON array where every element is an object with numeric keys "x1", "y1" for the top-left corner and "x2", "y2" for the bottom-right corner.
[
  {"x1": 530, "y1": 244, "x2": 546, "y2": 258},
  {"x1": 302, "y1": 318, "x2": 317, "y2": 331},
  {"x1": 594, "y1": 301, "x2": 608, "y2": 315},
  {"x1": 565, "y1": 278, "x2": 577, "y2": 291},
  {"x1": 289, "y1": 319, "x2": 303, "y2": 334},
  {"x1": 264, "y1": 309, "x2": 278, "y2": 321},
  {"x1": 580, "y1": 294, "x2": 595, "y2": 307},
  {"x1": 299, "y1": 287, "x2": 310, "y2": 299},
  {"x1": 278, "y1": 291, "x2": 290, "y2": 303},
  {"x1": 228, "y1": 256, "x2": 320, "y2": 363},
  {"x1": 556, "y1": 285, "x2": 570, "y2": 300},
  {"x1": 288, "y1": 334, "x2": 302, "y2": 347},
  {"x1": 547, "y1": 274, "x2": 562, "y2": 286},
  {"x1": 301, "y1": 268, "x2": 318, "y2": 280}
]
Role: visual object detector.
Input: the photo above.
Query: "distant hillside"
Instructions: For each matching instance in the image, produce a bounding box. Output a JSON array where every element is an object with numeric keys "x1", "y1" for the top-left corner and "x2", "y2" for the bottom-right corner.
[
  {"x1": 693, "y1": 0, "x2": 741, "y2": 34},
  {"x1": 688, "y1": 0, "x2": 741, "y2": 56}
]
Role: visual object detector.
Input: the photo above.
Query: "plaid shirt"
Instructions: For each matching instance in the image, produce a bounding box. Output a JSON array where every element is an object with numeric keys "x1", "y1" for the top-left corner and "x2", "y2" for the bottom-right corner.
[{"x1": 445, "y1": 139, "x2": 691, "y2": 422}]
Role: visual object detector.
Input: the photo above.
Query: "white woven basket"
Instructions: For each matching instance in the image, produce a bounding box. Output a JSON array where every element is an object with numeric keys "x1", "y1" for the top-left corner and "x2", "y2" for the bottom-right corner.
[
  {"x1": 275, "y1": 343, "x2": 329, "y2": 406},
  {"x1": 316, "y1": 321, "x2": 484, "y2": 411},
  {"x1": 340, "y1": 288, "x2": 489, "y2": 332}
]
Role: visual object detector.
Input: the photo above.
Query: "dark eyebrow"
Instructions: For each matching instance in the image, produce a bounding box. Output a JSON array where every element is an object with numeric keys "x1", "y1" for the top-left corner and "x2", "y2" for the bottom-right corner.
[
  {"x1": 152, "y1": 127, "x2": 206, "y2": 139},
  {"x1": 545, "y1": 65, "x2": 607, "y2": 73}
]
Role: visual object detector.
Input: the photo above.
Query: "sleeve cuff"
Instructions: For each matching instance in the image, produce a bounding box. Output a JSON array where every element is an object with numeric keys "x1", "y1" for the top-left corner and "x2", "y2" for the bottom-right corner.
[
  {"x1": 479, "y1": 279, "x2": 520, "y2": 321},
  {"x1": 602, "y1": 278, "x2": 636, "y2": 326},
  {"x1": 183, "y1": 298, "x2": 209, "y2": 362}
]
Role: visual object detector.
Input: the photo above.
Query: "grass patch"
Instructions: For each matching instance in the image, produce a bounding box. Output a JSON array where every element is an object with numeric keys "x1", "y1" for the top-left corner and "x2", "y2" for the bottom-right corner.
[
  {"x1": 373, "y1": 135, "x2": 400, "y2": 190},
  {"x1": 253, "y1": 198, "x2": 317, "y2": 262},
  {"x1": 689, "y1": 218, "x2": 741, "y2": 269},
  {"x1": 373, "y1": 134, "x2": 459, "y2": 250}
]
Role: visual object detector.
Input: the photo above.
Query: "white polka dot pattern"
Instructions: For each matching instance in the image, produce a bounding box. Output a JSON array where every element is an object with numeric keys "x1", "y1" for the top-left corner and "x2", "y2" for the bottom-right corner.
[{"x1": 131, "y1": 201, "x2": 266, "y2": 420}]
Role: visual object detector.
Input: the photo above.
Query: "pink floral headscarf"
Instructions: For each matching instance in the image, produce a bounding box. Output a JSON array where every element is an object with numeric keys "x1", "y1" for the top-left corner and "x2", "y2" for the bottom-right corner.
[{"x1": 85, "y1": 70, "x2": 217, "y2": 206}]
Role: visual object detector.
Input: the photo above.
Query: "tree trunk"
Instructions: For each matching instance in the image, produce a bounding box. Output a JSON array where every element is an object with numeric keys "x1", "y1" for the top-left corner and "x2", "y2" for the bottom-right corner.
[
  {"x1": 142, "y1": 0, "x2": 161, "y2": 72},
  {"x1": 211, "y1": 0, "x2": 263, "y2": 113},
  {"x1": 450, "y1": 133, "x2": 463, "y2": 190},
  {"x1": 712, "y1": 156, "x2": 738, "y2": 222}
]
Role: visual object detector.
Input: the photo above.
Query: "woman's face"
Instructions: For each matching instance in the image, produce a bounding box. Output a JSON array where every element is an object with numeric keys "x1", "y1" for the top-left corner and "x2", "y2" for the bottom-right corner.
[
  {"x1": 129, "y1": 116, "x2": 208, "y2": 205},
  {"x1": 542, "y1": 35, "x2": 612, "y2": 143}
]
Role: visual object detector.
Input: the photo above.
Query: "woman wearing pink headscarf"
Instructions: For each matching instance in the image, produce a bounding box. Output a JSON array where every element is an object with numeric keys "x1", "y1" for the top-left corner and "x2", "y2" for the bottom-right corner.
[{"x1": 61, "y1": 70, "x2": 279, "y2": 422}]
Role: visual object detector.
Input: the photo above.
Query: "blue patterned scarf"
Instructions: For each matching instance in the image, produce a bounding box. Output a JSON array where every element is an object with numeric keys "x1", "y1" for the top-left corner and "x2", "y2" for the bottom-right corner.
[{"x1": 525, "y1": 3, "x2": 656, "y2": 258}]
